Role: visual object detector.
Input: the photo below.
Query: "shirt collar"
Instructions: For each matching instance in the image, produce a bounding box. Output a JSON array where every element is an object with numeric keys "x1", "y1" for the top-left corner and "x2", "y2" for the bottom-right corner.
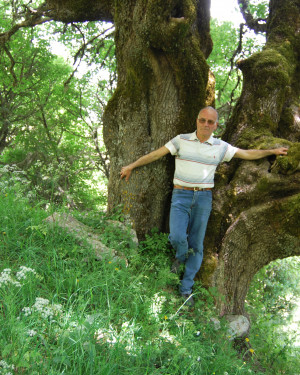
[{"x1": 190, "y1": 131, "x2": 214, "y2": 145}]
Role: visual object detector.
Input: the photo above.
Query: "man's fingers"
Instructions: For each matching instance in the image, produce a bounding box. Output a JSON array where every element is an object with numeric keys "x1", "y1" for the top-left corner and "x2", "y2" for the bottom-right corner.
[
  {"x1": 278, "y1": 147, "x2": 288, "y2": 155},
  {"x1": 120, "y1": 167, "x2": 131, "y2": 181}
]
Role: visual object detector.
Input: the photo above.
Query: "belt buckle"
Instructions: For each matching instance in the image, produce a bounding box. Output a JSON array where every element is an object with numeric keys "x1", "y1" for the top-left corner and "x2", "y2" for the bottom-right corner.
[{"x1": 193, "y1": 187, "x2": 202, "y2": 191}]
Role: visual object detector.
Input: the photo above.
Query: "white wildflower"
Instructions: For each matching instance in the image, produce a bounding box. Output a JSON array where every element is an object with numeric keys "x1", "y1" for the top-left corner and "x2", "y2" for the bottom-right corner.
[
  {"x1": 53, "y1": 303, "x2": 63, "y2": 314},
  {"x1": 150, "y1": 292, "x2": 166, "y2": 320},
  {"x1": 33, "y1": 297, "x2": 50, "y2": 309},
  {"x1": 22, "y1": 307, "x2": 32, "y2": 316},
  {"x1": 27, "y1": 329, "x2": 37, "y2": 337},
  {"x1": 0, "y1": 165, "x2": 9, "y2": 173},
  {"x1": 23, "y1": 297, "x2": 63, "y2": 321},
  {"x1": 0, "y1": 269, "x2": 12, "y2": 287},
  {"x1": 0, "y1": 359, "x2": 15, "y2": 371},
  {"x1": 16, "y1": 266, "x2": 37, "y2": 281},
  {"x1": 0, "y1": 268, "x2": 21, "y2": 288},
  {"x1": 0, "y1": 360, "x2": 9, "y2": 368},
  {"x1": 41, "y1": 307, "x2": 54, "y2": 319}
]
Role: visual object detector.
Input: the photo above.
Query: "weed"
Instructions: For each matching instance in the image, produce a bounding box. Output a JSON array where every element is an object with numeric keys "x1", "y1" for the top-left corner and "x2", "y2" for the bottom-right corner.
[{"x1": 0, "y1": 185, "x2": 298, "y2": 374}]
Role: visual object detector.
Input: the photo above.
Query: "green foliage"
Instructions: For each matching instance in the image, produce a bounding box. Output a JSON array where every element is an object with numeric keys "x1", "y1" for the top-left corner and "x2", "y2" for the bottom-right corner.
[
  {"x1": 245, "y1": 0, "x2": 269, "y2": 19},
  {"x1": 246, "y1": 258, "x2": 300, "y2": 374},
  {"x1": 247, "y1": 258, "x2": 300, "y2": 324},
  {"x1": 1, "y1": 185, "x2": 298, "y2": 374},
  {"x1": 0, "y1": 164, "x2": 36, "y2": 203},
  {"x1": 139, "y1": 228, "x2": 172, "y2": 263},
  {"x1": 208, "y1": 18, "x2": 266, "y2": 130},
  {"x1": 0, "y1": 2, "x2": 115, "y2": 210}
]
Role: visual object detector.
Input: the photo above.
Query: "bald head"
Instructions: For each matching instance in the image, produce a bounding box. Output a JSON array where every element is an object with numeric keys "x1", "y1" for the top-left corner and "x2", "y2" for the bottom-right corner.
[
  {"x1": 196, "y1": 106, "x2": 218, "y2": 142},
  {"x1": 198, "y1": 106, "x2": 219, "y2": 122}
]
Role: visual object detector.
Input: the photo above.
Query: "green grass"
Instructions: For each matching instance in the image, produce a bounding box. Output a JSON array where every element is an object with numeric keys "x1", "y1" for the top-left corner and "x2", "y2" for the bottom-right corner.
[{"x1": 0, "y1": 187, "x2": 298, "y2": 375}]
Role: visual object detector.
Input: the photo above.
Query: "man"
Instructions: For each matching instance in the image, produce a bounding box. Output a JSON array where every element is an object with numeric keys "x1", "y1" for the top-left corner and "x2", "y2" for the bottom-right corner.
[{"x1": 120, "y1": 106, "x2": 288, "y2": 306}]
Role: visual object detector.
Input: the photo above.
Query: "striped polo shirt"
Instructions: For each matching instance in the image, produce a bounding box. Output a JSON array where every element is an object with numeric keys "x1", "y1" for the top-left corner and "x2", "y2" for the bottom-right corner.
[{"x1": 165, "y1": 131, "x2": 238, "y2": 188}]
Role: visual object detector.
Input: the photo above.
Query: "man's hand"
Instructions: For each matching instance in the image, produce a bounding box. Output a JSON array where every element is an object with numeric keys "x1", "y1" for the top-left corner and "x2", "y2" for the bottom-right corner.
[
  {"x1": 120, "y1": 165, "x2": 133, "y2": 181},
  {"x1": 120, "y1": 146, "x2": 170, "y2": 181},
  {"x1": 272, "y1": 147, "x2": 289, "y2": 156}
]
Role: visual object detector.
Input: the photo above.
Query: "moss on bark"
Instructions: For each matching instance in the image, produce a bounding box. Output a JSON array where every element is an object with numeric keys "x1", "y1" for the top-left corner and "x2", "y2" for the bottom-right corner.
[
  {"x1": 205, "y1": 0, "x2": 300, "y2": 314},
  {"x1": 103, "y1": 0, "x2": 212, "y2": 237},
  {"x1": 47, "y1": 0, "x2": 114, "y2": 22}
]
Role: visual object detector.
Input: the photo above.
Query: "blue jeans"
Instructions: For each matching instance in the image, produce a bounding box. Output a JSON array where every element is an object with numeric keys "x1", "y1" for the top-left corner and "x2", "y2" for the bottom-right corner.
[{"x1": 169, "y1": 188, "x2": 212, "y2": 294}]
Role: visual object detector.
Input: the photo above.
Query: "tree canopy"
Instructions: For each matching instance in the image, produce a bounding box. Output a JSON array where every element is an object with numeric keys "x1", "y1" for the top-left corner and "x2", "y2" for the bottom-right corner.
[{"x1": 0, "y1": 1, "x2": 116, "y2": 207}]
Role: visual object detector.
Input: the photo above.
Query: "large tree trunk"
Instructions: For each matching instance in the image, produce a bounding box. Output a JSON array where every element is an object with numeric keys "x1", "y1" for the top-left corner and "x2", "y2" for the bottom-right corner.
[
  {"x1": 204, "y1": 0, "x2": 300, "y2": 315},
  {"x1": 42, "y1": 0, "x2": 300, "y2": 315},
  {"x1": 103, "y1": 0, "x2": 213, "y2": 238}
]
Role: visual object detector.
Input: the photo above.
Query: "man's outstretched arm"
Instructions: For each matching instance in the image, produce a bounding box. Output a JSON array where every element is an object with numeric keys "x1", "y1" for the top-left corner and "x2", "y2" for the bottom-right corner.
[
  {"x1": 234, "y1": 147, "x2": 288, "y2": 160},
  {"x1": 120, "y1": 146, "x2": 170, "y2": 181}
]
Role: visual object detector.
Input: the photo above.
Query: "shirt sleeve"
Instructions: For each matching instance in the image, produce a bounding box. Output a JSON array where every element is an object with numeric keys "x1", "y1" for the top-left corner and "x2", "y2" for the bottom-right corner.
[
  {"x1": 222, "y1": 142, "x2": 239, "y2": 162},
  {"x1": 165, "y1": 135, "x2": 180, "y2": 155}
]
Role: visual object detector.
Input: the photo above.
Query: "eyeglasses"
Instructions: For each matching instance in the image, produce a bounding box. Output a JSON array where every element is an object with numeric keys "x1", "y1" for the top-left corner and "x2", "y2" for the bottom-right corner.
[{"x1": 197, "y1": 118, "x2": 216, "y2": 126}]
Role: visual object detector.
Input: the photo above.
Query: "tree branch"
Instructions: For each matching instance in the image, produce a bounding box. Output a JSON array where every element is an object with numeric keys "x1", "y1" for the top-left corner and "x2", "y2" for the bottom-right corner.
[
  {"x1": 237, "y1": 0, "x2": 267, "y2": 33},
  {"x1": 0, "y1": 1, "x2": 114, "y2": 45},
  {"x1": 45, "y1": 0, "x2": 114, "y2": 23},
  {"x1": 3, "y1": 45, "x2": 18, "y2": 86},
  {"x1": 63, "y1": 25, "x2": 114, "y2": 88},
  {"x1": 0, "y1": 3, "x2": 52, "y2": 44}
]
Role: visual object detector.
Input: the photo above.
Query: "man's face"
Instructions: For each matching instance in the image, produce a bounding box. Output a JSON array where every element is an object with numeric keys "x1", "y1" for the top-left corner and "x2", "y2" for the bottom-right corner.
[{"x1": 196, "y1": 108, "x2": 218, "y2": 140}]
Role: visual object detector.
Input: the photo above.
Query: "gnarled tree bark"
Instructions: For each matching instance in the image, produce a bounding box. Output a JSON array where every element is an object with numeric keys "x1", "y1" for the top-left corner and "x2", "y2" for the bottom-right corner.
[
  {"x1": 103, "y1": 0, "x2": 213, "y2": 238},
  {"x1": 205, "y1": 0, "x2": 300, "y2": 314}
]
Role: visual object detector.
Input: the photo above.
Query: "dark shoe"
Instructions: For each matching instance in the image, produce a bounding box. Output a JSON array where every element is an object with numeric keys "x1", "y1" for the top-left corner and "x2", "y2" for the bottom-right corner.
[
  {"x1": 181, "y1": 293, "x2": 195, "y2": 307},
  {"x1": 171, "y1": 259, "x2": 182, "y2": 274}
]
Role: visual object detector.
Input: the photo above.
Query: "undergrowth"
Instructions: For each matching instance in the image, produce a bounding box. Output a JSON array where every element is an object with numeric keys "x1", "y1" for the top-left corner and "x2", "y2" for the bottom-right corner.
[{"x1": 0, "y1": 183, "x2": 299, "y2": 374}]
